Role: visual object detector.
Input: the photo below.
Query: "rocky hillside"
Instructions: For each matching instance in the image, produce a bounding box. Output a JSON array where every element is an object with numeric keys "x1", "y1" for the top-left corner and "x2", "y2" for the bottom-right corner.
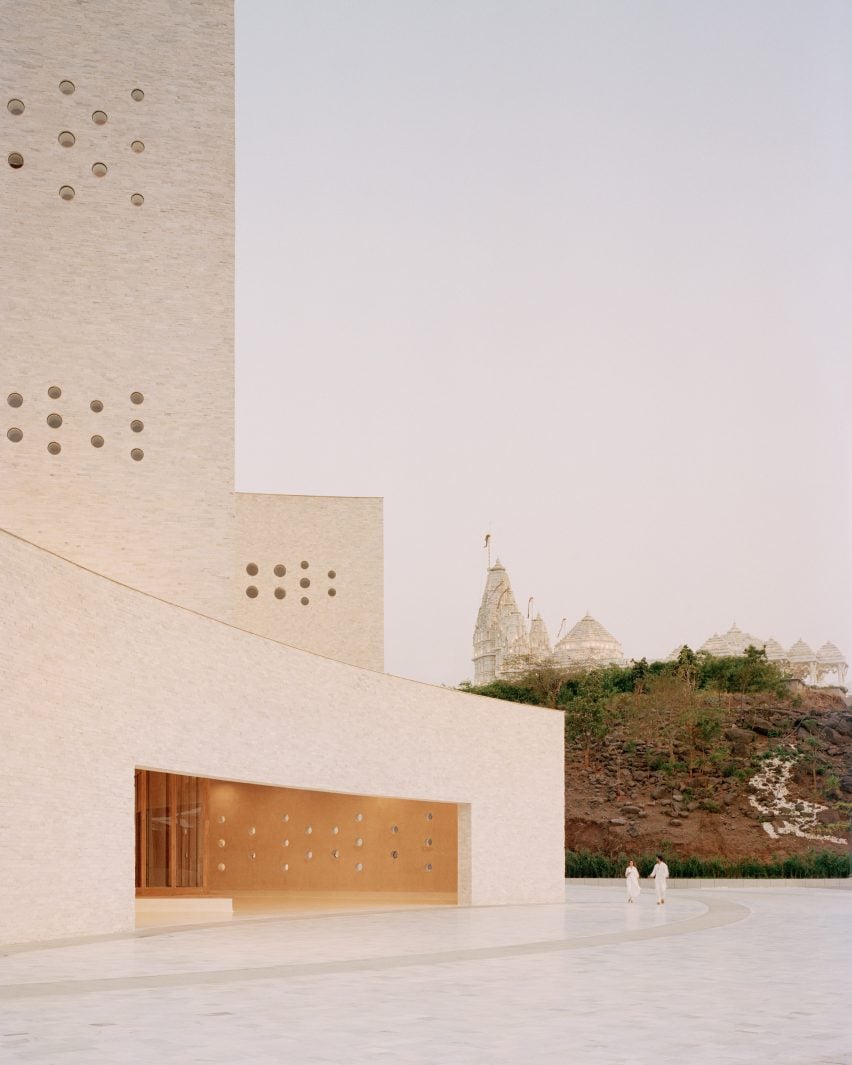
[{"x1": 565, "y1": 691, "x2": 851, "y2": 862}]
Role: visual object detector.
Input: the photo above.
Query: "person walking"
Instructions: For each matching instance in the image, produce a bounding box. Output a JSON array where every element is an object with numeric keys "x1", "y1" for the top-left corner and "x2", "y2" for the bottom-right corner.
[
  {"x1": 625, "y1": 859, "x2": 641, "y2": 902},
  {"x1": 649, "y1": 854, "x2": 670, "y2": 904}
]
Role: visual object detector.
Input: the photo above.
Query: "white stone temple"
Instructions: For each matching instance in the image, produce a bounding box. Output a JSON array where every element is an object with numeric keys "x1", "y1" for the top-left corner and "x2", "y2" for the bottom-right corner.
[
  {"x1": 670, "y1": 622, "x2": 848, "y2": 687},
  {"x1": 472, "y1": 559, "x2": 624, "y2": 684}
]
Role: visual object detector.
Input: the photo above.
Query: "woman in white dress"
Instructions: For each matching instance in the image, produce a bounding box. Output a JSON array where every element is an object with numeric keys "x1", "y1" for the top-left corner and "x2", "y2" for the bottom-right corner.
[{"x1": 625, "y1": 859, "x2": 641, "y2": 902}]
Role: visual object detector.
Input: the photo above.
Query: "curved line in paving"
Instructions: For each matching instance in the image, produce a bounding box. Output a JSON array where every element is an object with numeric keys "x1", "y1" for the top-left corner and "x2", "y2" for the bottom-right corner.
[{"x1": 0, "y1": 893, "x2": 749, "y2": 1000}]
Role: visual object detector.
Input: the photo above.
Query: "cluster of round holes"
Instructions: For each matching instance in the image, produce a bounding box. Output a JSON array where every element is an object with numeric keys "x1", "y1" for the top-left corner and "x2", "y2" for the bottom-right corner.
[
  {"x1": 8, "y1": 153, "x2": 23, "y2": 169},
  {"x1": 7, "y1": 99, "x2": 25, "y2": 115},
  {"x1": 59, "y1": 131, "x2": 75, "y2": 148},
  {"x1": 92, "y1": 162, "x2": 107, "y2": 178},
  {"x1": 59, "y1": 81, "x2": 75, "y2": 95}
]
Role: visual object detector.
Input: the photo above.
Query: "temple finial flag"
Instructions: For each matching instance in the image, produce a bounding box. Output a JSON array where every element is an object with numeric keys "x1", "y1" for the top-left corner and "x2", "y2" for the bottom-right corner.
[{"x1": 484, "y1": 532, "x2": 491, "y2": 568}]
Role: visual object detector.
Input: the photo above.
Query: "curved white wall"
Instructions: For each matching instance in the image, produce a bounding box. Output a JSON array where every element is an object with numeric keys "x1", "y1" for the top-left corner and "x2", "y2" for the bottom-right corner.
[{"x1": 0, "y1": 528, "x2": 565, "y2": 944}]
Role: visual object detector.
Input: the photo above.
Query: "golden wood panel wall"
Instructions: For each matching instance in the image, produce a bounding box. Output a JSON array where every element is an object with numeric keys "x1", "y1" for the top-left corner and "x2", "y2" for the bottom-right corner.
[{"x1": 208, "y1": 779, "x2": 457, "y2": 895}]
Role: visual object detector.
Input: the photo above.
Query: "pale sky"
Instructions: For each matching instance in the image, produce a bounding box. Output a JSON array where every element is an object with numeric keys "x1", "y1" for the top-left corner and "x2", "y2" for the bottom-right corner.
[{"x1": 234, "y1": 0, "x2": 851, "y2": 686}]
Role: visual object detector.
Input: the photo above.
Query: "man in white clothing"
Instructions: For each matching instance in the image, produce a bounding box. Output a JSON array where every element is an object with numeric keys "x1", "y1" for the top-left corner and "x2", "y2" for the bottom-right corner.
[{"x1": 650, "y1": 854, "x2": 669, "y2": 904}]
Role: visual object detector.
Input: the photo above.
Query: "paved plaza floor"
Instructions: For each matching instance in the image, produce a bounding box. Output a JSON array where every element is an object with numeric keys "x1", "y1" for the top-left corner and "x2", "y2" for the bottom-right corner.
[{"x1": 1, "y1": 883, "x2": 849, "y2": 1065}]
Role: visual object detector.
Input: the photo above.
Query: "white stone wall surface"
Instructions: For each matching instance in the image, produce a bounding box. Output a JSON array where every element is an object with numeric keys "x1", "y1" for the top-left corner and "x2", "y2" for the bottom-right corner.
[{"x1": 0, "y1": 528, "x2": 566, "y2": 945}]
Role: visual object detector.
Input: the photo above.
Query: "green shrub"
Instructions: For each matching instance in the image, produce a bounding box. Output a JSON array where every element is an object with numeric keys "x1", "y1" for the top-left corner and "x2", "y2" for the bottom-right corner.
[{"x1": 564, "y1": 849, "x2": 850, "y2": 879}]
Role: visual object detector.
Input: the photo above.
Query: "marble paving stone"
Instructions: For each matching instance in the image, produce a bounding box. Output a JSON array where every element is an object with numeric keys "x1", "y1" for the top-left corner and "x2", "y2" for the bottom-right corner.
[{"x1": 0, "y1": 884, "x2": 849, "y2": 1065}]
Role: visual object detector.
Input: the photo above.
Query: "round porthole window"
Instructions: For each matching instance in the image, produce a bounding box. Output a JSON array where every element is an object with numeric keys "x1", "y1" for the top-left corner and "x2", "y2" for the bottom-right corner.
[
  {"x1": 131, "y1": 88, "x2": 145, "y2": 102},
  {"x1": 130, "y1": 193, "x2": 144, "y2": 206},
  {"x1": 47, "y1": 441, "x2": 61, "y2": 455},
  {"x1": 7, "y1": 393, "x2": 23, "y2": 408},
  {"x1": 46, "y1": 413, "x2": 62, "y2": 428},
  {"x1": 327, "y1": 570, "x2": 336, "y2": 579},
  {"x1": 48, "y1": 385, "x2": 62, "y2": 399},
  {"x1": 300, "y1": 596, "x2": 309, "y2": 605},
  {"x1": 8, "y1": 153, "x2": 23, "y2": 169},
  {"x1": 130, "y1": 448, "x2": 144, "y2": 461},
  {"x1": 130, "y1": 392, "x2": 144, "y2": 405},
  {"x1": 281, "y1": 863, "x2": 289, "y2": 872},
  {"x1": 300, "y1": 560, "x2": 309, "y2": 569},
  {"x1": 299, "y1": 577, "x2": 310, "y2": 589},
  {"x1": 246, "y1": 563, "x2": 258, "y2": 576},
  {"x1": 92, "y1": 162, "x2": 108, "y2": 178},
  {"x1": 274, "y1": 564, "x2": 286, "y2": 577},
  {"x1": 90, "y1": 399, "x2": 103, "y2": 412},
  {"x1": 7, "y1": 428, "x2": 22, "y2": 443},
  {"x1": 217, "y1": 839, "x2": 226, "y2": 848},
  {"x1": 92, "y1": 110, "x2": 108, "y2": 125},
  {"x1": 274, "y1": 587, "x2": 285, "y2": 599},
  {"x1": 59, "y1": 81, "x2": 75, "y2": 96},
  {"x1": 245, "y1": 585, "x2": 258, "y2": 598},
  {"x1": 7, "y1": 98, "x2": 24, "y2": 115},
  {"x1": 328, "y1": 588, "x2": 337, "y2": 597},
  {"x1": 355, "y1": 863, "x2": 363, "y2": 872},
  {"x1": 59, "y1": 131, "x2": 76, "y2": 148},
  {"x1": 91, "y1": 435, "x2": 104, "y2": 448},
  {"x1": 130, "y1": 419, "x2": 143, "y2": 432},
  {"x1": 131, "y1": 140, "x2": 145, "y2": 154},
  {"x1": 391, "y1": 850, "x2": 399, "y2": 860},
  {"x1": 217, "y1": 862, "x2": 226, "y2": 872},
  {"x1": 59, "y1": 186, "x2": 75, "y2": 201}
]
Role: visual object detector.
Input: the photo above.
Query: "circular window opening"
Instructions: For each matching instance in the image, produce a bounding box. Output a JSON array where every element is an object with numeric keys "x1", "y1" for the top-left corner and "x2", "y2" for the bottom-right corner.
[
  {"x1": 328, "y1": 588, "x2": 336, "y2": 597},
  {"x1": 327, "y1": 570, "x2": 336, "y2": 579},
  {"x1": 7, "y1": 393, "x2": 23, "y2": 408},
  {"x1": 281, "y1": 863, "x2": 289, "y2": 872},
  {"x1": 90, "y1": 399, "x2": 103, "y2": 412},
  {"x1": 130, "y1": 391, "x2": 144, "y2": 405},
  {"x1": 47, "y1": 441, "x2": 61, "y2": 455},
  {"x1": 59, "y1": 186, "x2": 75, "y2": 201},
  {"x1": 300, "y1": 560, "x2": 309, "y2": 570},
  {"x1": 282, "y1": 839, "x2": 289, "y2": 848},
  {"x1": 8, "y1": 153, "x2": 23, "y2": 169},
  {"x1": 299, "y1": 577, "x2": 310, "y2": 589},
  {"x1": 130, "y1": 447, "x2": 144, "y2": 462},
  {"x1": 246, "y1": 563, "x2": 258, "y2": 576},
  {"x1": 281, "y1": 814, "x2": 289, "y2": 822},
  {"x1": 92, "y1": 110, "x2": 108, "y2": 125},
  {"x1": 46, "y1": 413, "x2": 62, "y2": 428},
  {"x1": 425, "y1": 838, "x2": 433, "y2": 847},
  {"x1": 131, "y1": 140, "x2": 145, "y2": 153},
  {"x1": 245, "y1": 585, "x2": 258, "y2": 599},
  {"x1": 130, "y1": 419, "x2": 144, "y2": 433},
  {"x1": 391, "y1": 825, "x2": 399, "y2": 834},
  {"x1": 47, "y1": 386, "x2": 61, "y2": 399},
  {"x1": 218, "y1": 815, "x2": 226, "y2": 824},
  {"x1": 7, "y1": 428, "x2": 22, "y2": 443},
  {"x1": 91, "y1": 435, "x2": 104, "y2": 448},
  {"x1": 217, "y1": 839, "x2": 226, "y2": 849},
  {"x1": 273, "y1": 563, "x2": 286, "y2": 577},
  {"x1": 425, "y1": 812, "x2": 433, "y2": 821},
  {"x1": 300, "y1": 596, "x2": 309, "y2": 606},
  {"x1": 7, "y1": 99, "x2": 24, "y2": 115},
  {"x1": 58, "y1": 131, "x2": 76, "y2": 148},
  {"x1": 305, "y1": 826, "x2": 313, "y2": 835},
  {"x1": 424, "y1": 864, "x2": 433, "y2": 872},
  {"x1": 91, "y1": 162, "x2": 107, "y2": 178},
  {"x1": 131, "y1": 88, "x2": 145, "y2": 102},
  {"x1": 355, "y1": 813, "x2": 364, "y2": 823},
  {"x1": 59, "y1": 81, "x2": 75, "y2": 95},
  {"x1": 130, "y1": 193, "x2": 144, "y2": 206},
  {"x1": 274, "y1": 587, "x2": 285, "y2": 600},
  {"x1": 391, "y1": 850, "x2": 399, "y2": 860},
  {"x1": 331, "y1": 849, "x2": 340, "y2": 859},
  {"x1": 355, "y1": 863, "x2": 363, "y2": 872}
]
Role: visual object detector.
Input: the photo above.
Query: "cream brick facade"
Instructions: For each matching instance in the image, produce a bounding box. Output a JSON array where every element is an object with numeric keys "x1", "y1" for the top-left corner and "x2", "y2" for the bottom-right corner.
[{"x1": 0, "y1": 0, "x2": 564, "y2": 945}]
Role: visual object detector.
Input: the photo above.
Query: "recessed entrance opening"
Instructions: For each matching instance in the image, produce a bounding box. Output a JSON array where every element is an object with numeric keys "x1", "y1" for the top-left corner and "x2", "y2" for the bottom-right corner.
[{"x1": 135, "y1": 770, "x2": 459, "y2": 920}]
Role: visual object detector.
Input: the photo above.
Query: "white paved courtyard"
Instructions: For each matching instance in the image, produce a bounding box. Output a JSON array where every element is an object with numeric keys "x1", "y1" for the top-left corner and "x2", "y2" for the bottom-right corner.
[{"x1": 1, "y1": 883, "x2": 849, "y2": 1065}]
